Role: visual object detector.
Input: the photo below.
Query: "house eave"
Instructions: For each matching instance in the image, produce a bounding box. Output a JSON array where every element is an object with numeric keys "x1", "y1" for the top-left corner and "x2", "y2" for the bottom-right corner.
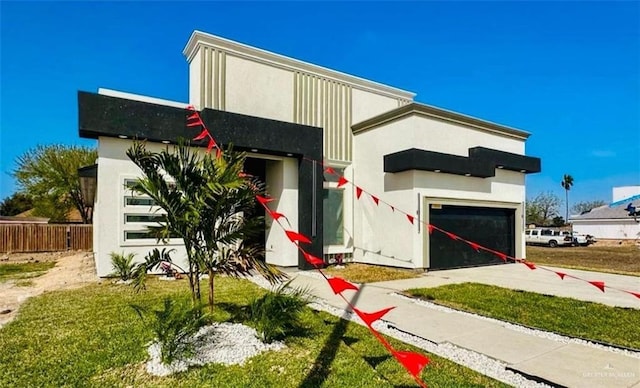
[{"x1": 352, "y1": 103, "x2": 532, "y2": 141}]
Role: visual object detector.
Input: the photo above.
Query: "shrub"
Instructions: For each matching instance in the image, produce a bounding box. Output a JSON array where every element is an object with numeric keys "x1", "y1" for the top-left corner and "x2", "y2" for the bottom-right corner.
[
  {"x1": 131, "y1": 297, "x2": 208, "y2": 365},
  {"x1": 248, "y1": 280, "x2": 311, "y2": 343},
  {"x1": 109, "y1": 252, "x2": 136, "y2": 281}
]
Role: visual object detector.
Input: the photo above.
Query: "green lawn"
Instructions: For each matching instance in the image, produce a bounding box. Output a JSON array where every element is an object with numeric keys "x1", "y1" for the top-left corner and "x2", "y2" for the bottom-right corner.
[
  {"x1": 526, "y1": 245, "x2": 640, "y2": 276},
  {"x1": 406, "y1": 283, "x2": 640, "y2": 349},
  {"x1": 324, "y1": 263, "x2": 421, "y2": 283},
  {"x1": 0, "y1": 277, "x2": 508, "y2": 387},
  {"x1": 0, "y1": 261, "x2": 55, "y2": 282}
]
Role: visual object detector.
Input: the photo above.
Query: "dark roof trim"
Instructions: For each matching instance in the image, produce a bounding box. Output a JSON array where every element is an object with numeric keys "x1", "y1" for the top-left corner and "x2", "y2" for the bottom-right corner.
[
  {"x1": 352, "y1": 103, "x2": 531, "y2": 140},
  {"x1": 384, "y1": 147, "x2": 541, "y2": 177},
  {"x1": 77, "y1": 91, "x2": 322, "y2": 158}
]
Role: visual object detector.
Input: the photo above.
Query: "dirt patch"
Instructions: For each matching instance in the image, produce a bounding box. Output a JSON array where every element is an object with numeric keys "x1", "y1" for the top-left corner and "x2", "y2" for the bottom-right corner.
[{"x1": 0, "y1": 251, "x2": 97, "y2": 328}]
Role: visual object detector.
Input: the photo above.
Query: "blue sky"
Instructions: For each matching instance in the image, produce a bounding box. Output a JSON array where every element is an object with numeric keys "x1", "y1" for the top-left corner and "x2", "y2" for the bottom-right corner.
[{"x1": 1, "y1": 1, "x2": 638, "y2": 210}]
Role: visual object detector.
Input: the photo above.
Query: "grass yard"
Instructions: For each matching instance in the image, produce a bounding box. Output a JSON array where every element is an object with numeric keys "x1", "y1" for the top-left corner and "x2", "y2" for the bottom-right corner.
[
  {"x1": 324, "y1": 263, "x2": 421, "y2": 283},
  {"x1": 526, "y1": 245, "x2": 640, "y2": 276},
  {"x1": 406, "y1": 283, "x2": 640, "y2": 349},
  {"x1": 0, "y1": 277, "x2": 508, "y2": 387},
  {"x1": 0, "y1": 261, "x2": 55, "y2": 282}
]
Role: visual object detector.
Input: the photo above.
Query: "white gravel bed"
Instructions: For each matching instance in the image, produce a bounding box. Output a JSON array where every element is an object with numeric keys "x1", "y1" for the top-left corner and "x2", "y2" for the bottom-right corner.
[
  {"x1": 246, "y1": 274, "x2": 550, "y2": 388},
  {"x1": 146, "y1": 322, "x2": 285, "y2": 376},
  {"x1": 392, "y1": 292, "x2": 640, "y2": 359}
]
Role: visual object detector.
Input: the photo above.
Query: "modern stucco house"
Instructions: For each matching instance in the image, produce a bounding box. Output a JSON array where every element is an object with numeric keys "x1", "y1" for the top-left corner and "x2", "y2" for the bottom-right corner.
[
  {"x1": 570, "y1": 186, "x2": 640, "y2": 240},
  {"x1": 78, "y1": 31, "x2": 541, "y2": 277}
]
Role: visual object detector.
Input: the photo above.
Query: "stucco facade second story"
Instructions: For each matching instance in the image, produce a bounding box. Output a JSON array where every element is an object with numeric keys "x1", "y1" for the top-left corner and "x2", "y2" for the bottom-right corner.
[{"x1": 183, "y1": 31, "x2": 415, "y2": 164}]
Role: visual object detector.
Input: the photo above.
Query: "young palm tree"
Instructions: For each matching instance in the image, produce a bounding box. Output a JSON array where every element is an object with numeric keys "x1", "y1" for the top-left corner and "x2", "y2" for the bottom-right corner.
[
  {"x1": 126, "y1": 141, "x2": 285, "y2": 310},
  {"x1": 561, "y1": 174, "x2": 574, "y2": 224}
]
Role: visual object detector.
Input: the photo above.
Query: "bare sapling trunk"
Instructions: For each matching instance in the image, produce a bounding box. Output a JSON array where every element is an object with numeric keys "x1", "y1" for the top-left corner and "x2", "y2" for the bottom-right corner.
[{"x1": 208, "y1": 269, "x2": 215, "y2": 313}]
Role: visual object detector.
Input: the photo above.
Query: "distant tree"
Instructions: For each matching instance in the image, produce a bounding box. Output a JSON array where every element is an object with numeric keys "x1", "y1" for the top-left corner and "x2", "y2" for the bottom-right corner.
[
  {"x1": 571, "y1": 200, "x2": 606, "y2": 215},
  {"x1": 551, "y1": 216, "x2": 565, "y2": 227},
  {"x1": 13, "y1": 145, "x2": 97, "y2": 223},
  {"x1": 561, "y1": 174, "x2": 574, "y2": 222},
  {"x1": 526, "y1": 191, "x2": 561, "y2": 226},
  {"x1": 0, "y1": 193, "x2": 33, "y2": 216}
]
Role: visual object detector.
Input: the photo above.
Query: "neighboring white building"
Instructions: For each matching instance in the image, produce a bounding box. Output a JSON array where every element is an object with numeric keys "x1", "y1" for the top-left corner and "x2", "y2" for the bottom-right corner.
[
  {"x1": 570, "y1": 186, "x2": 640, "y2": 240},
  {"x1": 78, "y1": 31, "x2": 540, "y2": 277}
]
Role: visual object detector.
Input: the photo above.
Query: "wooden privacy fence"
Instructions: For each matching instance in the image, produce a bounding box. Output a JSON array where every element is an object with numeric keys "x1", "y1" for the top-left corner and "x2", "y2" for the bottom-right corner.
[{"x1": 0, "y1": 224, "x2": 93, "y2": 253}]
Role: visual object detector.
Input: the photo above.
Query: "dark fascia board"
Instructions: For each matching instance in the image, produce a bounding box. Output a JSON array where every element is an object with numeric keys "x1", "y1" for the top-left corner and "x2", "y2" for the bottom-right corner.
[
  {"x1": 352, "y1": 103, "x2": 532, "y2": 140},
  {"x1": 77, "y1": 91, "x2": 324, "y2": 270},
  {"x1": 384, "y1": 147, "x2": 541, "y2": 177},
  {"x1": 78, "y1": 91, "x2": 322, "y2": 157}
]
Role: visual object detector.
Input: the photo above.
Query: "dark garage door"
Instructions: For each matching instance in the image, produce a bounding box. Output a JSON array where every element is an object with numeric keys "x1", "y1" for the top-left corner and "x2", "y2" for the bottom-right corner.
[{"x1": 429, "y1": 205, "x2": 515, "y2": 270}]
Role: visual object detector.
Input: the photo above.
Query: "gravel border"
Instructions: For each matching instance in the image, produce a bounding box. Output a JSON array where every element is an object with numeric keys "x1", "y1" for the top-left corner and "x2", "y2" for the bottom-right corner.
[
  {"x1": 246, "y1": 274, "x2": 551, "y2": 388},
  {"x1": 392, "y1": 292, "x2": 640, "y2": 359},
  {"x1": 145, "y1": 322, "x2": 285, "y2": 376}
]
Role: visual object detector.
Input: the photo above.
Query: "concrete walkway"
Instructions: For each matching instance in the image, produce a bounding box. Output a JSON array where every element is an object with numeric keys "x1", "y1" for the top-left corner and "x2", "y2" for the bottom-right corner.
[{"x1": 289, "y1": 264, "x2": 640, "y2": 388}]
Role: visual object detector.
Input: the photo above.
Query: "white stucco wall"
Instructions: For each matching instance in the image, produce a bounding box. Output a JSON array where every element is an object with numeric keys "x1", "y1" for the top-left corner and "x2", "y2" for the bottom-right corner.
[
  {"x1": 93, "y1": 137, "x2": 189, "y2": 277},
  {"x1": 572, "y1": 220, "x2": 640, "y2": 240},
  {"x1": 93, "y1": 137, "x2": 300, "y2": 277},
  {"x1": 189, "y1": 49, "x2": 202, "y2": 109},
  {"x1": 351, "y1": 88, "x2": 401, "y2": 125},
  {"x1": 352, "y1": 114, "x2": 528, "y2": 269},
  {"x1": 225, "y1": 55, "x2": 294, "y2": 122}
]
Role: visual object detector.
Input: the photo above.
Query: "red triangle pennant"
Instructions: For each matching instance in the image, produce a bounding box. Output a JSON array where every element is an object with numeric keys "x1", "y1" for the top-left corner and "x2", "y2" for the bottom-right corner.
[
  {"x1": 256, "y1": 195, "x2": 275, "y2": 205},
  {"x1": 187, "y1": 120, "x2": 203, "y2": 127},
  {"x1": 187, "y1": 113, "x2": 199, "y2": 120},
  {"x1": 555, "y1": 271, "x2": 566, "y2": 280},
  {"x1": 325, "y1": 167, "x2": 335, "y2": 175},
  {"x1": 327, "y1": 277, "x2": 359, "y2": 294},
  {"x1": 392, "y1": 350, "x2": 430, "y2": 377},
  {"x1": 406, "y1": 214, "x2": 414, "y2": 224},
  {"x1": 207, "y1": 138, "x2": 216, "y2": 153},
  {"x1": 186, "y1": 105, "x2": 196, "y2": 111},
  {"x1": 285, "y1": 230, "x2": 312, "y2": 244},
  {"x1": 468, "y1": 242, "x2": 481, "y2": 252},
  {"x1": 371, "y1": 195, "x2": 379, "y2": 205},
  {"x1": 193, "y1": 129, "x2": 209, "y2": 141},
  {"x1": 588, "y1": 281, "x2": 606, "y2": 292},
  {"x1": 356, "y1": 186, "x2": 363, "y2": 199},
  {"x1": 216, "y1": 147, "x2": 222, "y2": 159},
  {"x1": 427, "y1": 224, "x2": 434, "y2": 234},
  {"x1": 523, "y1": 261, "x2": 536, "y2": 270},
  {"x1": 625, "y1": 290, "x2": 640, "y2": 299},
  {"x1": 445, "y1": 232, "x2": 458, "y2": 240},
  {"x1": 302, "y1": 251, "x2": 324, "y2": 267},
  {"x1": 268, "y1": 210, "x2": 286, "y2": 221},
  {"x1": 337, "y1": 176, "x2": 348, "y2": 188},
  {"x1": 353, "y1": 306, "x2": 395, "y2": 327}
]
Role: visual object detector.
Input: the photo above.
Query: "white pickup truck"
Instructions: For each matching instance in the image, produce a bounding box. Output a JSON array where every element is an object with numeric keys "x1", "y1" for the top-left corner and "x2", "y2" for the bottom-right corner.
[{"x1": 525, "y1": 228, "x2": 574, "y2": 247}]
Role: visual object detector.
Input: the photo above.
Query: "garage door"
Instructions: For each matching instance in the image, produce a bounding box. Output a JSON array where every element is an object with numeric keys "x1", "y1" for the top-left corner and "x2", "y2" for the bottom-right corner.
[{"x1": 429, "y1": 205, "x2": 514, "y2": 270}]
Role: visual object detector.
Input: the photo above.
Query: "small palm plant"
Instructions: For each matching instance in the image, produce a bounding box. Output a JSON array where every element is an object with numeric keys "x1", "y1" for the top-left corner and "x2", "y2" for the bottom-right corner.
[
  {"x1": 131, "y1": 297, "x2": 208, "y2": 365},
  {"x1": 248, "y1": 280, "x2": 312, "y2": 343},
  {"x1": 126, "y1": 140, "x2": 286, "y2": 310},
  {"x1": 109, "y1": 252, "x2": 136, "y2": 281}
]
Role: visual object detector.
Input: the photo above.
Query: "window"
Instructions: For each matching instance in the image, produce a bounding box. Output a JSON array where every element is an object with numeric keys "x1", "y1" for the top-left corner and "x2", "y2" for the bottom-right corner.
[
  {"x1": 323, "y1": 188, "x2": 344, "y2": 245},
  {"x1": 125, "y1": 197, "x2": 156, "y2": 206},
  {"x1": 125, "y1": 214, "x2": 166, "y2": 223}
]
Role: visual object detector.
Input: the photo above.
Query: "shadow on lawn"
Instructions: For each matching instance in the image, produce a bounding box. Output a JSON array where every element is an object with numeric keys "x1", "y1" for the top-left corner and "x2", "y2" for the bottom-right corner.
[{"x1": 298, "y1": 284, "x2": 365, "y2": 387}]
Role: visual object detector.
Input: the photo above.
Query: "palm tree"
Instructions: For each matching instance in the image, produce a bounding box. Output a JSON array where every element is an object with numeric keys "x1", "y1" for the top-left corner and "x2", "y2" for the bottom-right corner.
[
  {"x1": 126, "y1": 141, "x2": 285, "y2": 310},
  {"x1": 561, "y1": 174, "x2": 574, "y2": 224}
]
